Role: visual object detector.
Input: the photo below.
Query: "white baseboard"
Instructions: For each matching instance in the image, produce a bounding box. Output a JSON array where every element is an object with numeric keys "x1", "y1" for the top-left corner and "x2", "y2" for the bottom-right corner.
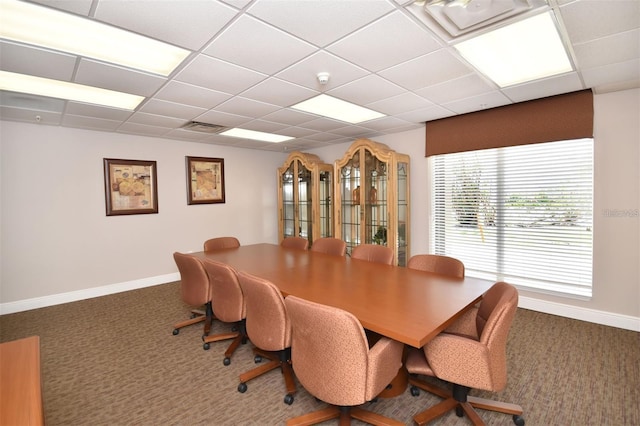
[
  {"x1": 519, "y1": 296, "x2": 640, "y2": 332},
  {"x1": 1, "y1": 274, "x2": 638, "y2": 332},
  {"x1": 0, "y1": 273, "x2": 180, "y2": 315}
]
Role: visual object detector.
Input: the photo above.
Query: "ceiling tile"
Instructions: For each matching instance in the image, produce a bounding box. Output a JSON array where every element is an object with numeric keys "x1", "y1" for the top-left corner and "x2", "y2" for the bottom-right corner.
[
  {"x1": 0, "y1": 42, "x2": 76, "y2": 82},
  {"x1": 1, "y1": 92, "x2": 65, "y2": 113},
  {"x1": 395, "y1": 104, "x2": 455, "y2": 123},
  {"x1": 194, "y1": 109, "x2": 253, "y2": 128},
  {"x1": 366, "y1": 92, "x2": 434, "y2": 115},
  {"x1": 62, "y1": 114, "x2": 122, "y2": 132},
  {"x1": 443, "y1": 91, "x2": 512, "y2": 115},
  {"x1": 0, "y1": 106, "x2": 62, "y2": 125},
  {"x1": 117, "y1": 122, "x2": 171, "y2": 137},
  {"x1": 416, "y1": 74, "x2": 496, "y2": 104},
  {"x1": 276, "y1": 51, "x2": 369, "y2": 90},
  {"x1": 240, "y1": 78, "x2": 318, "y2": 107},
  {"x1": 203, "y1": 15, "x2": 316, "y2": 75},
  {"x1": 580, "y1": 58, "x2": 640, "y2": 89},
  {"x1": 214, "y1": 97, "x2": 280, "y2": 118},
  {"x1": 379, "y1": 49, "x2": 474, "y2": 91},
  {"x1": 328, "y1": 74, "x2": 405, "y2": 105},
  {"x1": 573, "y1": 29, "x2": 640, "y2": 70},
  {"x1": 126, "y1": 112, "x2": 185, "y2": 128},
  {"x1": 560, "y1": 0, "x2": 640, "y2": 44},
  {"x1": 175, "y1": 54, "x2": 267, "y2": 95},
  {"x1": 65, "y1": 102, "x2": 133, "y2": 121},
  {"x1": 155, "y1": 81, "x2": 232, "y2": 110},
  {"x1": 261, "y1": 108, "x2": 317, "y2": 126},
  {"x1": 94, "y1": 0, "x2": 239, "y2": 50},
  {"x1": 139, "y1": 99, "x2": 207, "y2": 120},
  {"x1": 327, "y1": 11, "x2": 442, "y2": 72},
  {"x1": 247, "y1": 0, "x2": 394, "y2": 47},
  {"x1": 75, "y1": 59, "x2": 166, "y2": 96},
  {"x1": 502, "y1": 73, "x2": 585, "y2": 103},
  {"x1": 28, "y1": 0, "x2": 92, "y2": 15}
]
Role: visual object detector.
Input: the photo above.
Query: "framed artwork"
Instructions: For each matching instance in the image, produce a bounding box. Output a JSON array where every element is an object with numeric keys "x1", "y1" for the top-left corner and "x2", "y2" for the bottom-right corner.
[
  {"x1": 103, "y1": 158, "x2": 158, "y2": 216},
  {"x1": 186, "y1": 156, "x2": 225, "y2": 205}
]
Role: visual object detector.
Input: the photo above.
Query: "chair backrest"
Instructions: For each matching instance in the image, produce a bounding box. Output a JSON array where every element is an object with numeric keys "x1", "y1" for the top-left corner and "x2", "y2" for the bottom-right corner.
[
  {"x1": 237, "y1": 271, "x2": 291, "y2": 352},
  {"x1": 173, "y1": 252, "x2": 211, "y2": 306},
  {"x1": 201, "y1": 259, "x2": 245, "y2": 323},
  {"x1": 280, "y1": 236, "x2": 309, "y2": 250},
  {"x1": 309, "y1": 237, "x2": 347, "y2": 257},
  {"x1": 407, "y1": 254, "x2": 465, "y2": 278},
  {"x1": 351, "y1": 244, "x2": 394, "y2": 265},
  {"x1": 203, "y1": 237, "x2": 240, "y2": 252},
  {"x1": 285, "y1": 295, "x2": 403, "y2": 406}
]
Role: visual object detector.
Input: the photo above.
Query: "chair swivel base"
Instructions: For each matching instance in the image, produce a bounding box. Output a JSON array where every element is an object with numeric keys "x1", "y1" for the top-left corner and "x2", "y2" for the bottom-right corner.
[
  {"x1": 286, "y1": 405, "x2": 405, "y2": 426},
  {"x1": 237, "y1": 348, "x2": 296, "y2": 405},
  {"x1": 410, "y1": 378, "x2": 525, "y2": 426}
]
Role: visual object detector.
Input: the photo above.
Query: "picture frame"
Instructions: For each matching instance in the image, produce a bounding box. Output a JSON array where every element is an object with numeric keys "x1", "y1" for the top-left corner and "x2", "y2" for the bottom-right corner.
[
  {"x1": 186, "y1": 156, "x2": 225, "y2": 205},
  {"x1": 103, "y1": 158, "x2": 158, "y2": 216}
]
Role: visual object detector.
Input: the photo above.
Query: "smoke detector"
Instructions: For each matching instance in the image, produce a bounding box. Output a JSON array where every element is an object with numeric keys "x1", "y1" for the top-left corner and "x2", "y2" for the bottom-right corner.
[{"x1": 317, "y1": 72, "x2": 330, "y2": 85}]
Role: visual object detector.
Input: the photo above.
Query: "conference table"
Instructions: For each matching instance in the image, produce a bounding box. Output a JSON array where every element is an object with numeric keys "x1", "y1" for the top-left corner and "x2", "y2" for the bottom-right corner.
[{"x1": 192, "y1": 243, "x2": 492, "y2": 349}]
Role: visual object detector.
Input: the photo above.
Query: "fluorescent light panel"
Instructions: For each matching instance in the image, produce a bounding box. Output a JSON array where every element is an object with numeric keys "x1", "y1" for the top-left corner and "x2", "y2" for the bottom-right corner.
[
  {"x1": 0, "y1": 71, "x2": 145, "y2": 110},
  {"x1": 1, "y1": 0, "x2": 190, "y2": 76},
  {"x1": 454, "y1": 11, "x2": 573, "y2": 87},
  {"x1": 291, "y1": 94, "x2": 385, "y2": 124},
  {"x1": 220, "y1": 128, "x2": 294, "y2": 143}
]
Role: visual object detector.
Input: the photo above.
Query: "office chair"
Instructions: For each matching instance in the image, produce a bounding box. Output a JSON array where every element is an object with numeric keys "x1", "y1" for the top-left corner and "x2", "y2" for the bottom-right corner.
[
  {"x1": 172, "y1": 252, "x2": 213, "y2": 337},
  {"x1": 236, "y1": 271, "x2": 297, "y2": 405},
  {"x1": 280, "y1": 236, "x2": 309, "y2": 250},
  {"x1": 203, "y1": 236, "x2": 240, "y2": 251},
  {"x1": 407, "y1": 254, "x2": 465, "y2": 278},
  {"x1": 200, "y1": 258, "x2": 247, "y2": 366},
  {"x1": 351, "y1": 244, "x2": 394, "y2": 265},
  {"x1": 406, "y1": 281, "x2": 525, "y2": 426},
  {"x1": 309, "y1": 237, "x2": 347, "y2": 257},
  {"x1": 284, "y1": 295, "x2": 405, "y2": 426}
]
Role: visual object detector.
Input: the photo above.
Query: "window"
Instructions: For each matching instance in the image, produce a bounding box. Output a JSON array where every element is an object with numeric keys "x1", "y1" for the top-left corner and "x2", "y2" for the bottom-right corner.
[{"x1": 430, "y1": 139, "x2": 593, "y2": 298}]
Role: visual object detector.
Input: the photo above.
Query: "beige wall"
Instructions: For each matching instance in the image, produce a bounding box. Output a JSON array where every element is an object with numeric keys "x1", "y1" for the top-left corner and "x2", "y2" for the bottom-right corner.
[
  {"x1": 1, "y1": 89, "x2": 638, "y2": 329},
  {"x1": 0, "y1": 124, "x2": 286, "y2": 303}
]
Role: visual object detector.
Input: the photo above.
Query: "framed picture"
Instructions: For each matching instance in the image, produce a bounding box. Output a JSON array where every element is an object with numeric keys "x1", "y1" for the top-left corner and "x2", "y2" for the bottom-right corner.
[
  {"x1": 103, "y1": 158, "x2": 158, "y2": 216},
  {"x1": 186, "y1": 156, "x2": 225, "y2": 205}
]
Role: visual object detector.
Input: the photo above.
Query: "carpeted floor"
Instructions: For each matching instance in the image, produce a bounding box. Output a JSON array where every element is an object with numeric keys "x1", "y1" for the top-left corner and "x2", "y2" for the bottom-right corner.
[{"x1": 1, "y1": 282, "x2": 638, "y2": 425}]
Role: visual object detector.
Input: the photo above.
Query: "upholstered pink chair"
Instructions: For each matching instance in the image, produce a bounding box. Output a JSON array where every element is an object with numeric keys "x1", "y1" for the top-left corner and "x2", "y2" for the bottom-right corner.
[
  {"x1": 284, "y1": 295, "x2": 405, "y2": 426},
  {"x1": 172, "y1": 252, "x2": 213, "y2": 337},
  {"x1": 203, "y1": 236, "x2": 240, "y2": 252},
  {"x1": 351, "y1": 244, "x2": 394, "y2": 265},
  {"x1": 281, "y1": 236, "x2": 309, "y2": 250},
  {"x1": 309, "y1": 237, "x2": 347, "y2": 257},
  {"x1": 407, "y1": 254, "x2": 465, "y2": 278},
  {"x1": 236, "y1": 271, "x2": 296, "y2": 405},
  {"x1": 406, "y1": 282, "x2": 524, "y2": 426},
  {"x1": 200, "y1": 259, "x2": 247, "y2": 366}
]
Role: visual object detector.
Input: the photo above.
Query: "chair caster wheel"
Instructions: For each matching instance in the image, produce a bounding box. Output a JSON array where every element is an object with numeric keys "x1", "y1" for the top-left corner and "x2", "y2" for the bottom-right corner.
[
  {"x1": 410, "y1": 386, "x2": 420, "y2": 397},
  {"x1": 238, "y1": 382, "x2": 248, "y2": 393},
  {"x1": 254, "y1": 355, "x2": 262, "y2": 363},
  {"x1": 172, "y1": 329, "x2": 179, "y2": 335},
  {"x1": 513, "y1": 415, "x2": 525, "y2": 426},
  {"x1": 284, "y1": 394, "x2": 294, "y2": 405},
  {"x1": 223, "y1": 357, "x2": 231, "y2": 366},
  {"x1": 203, "y1": 342, "x2": 210, "y2": 350}
]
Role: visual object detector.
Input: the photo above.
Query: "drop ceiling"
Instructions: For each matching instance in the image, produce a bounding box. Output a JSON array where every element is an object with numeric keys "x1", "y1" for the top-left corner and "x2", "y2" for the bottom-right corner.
[{"x1": 1, "y1": 0, "x2": 638, "y2": 152}]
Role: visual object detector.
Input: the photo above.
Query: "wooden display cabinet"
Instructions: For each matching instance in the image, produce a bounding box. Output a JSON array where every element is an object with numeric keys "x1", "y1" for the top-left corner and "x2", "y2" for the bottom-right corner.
[
  {"x1": 334, "y1": 139, "x2": 410, "y2": 266},
  {"x1": 277, "y1": 151, "x2": 333, "y2": 246}
]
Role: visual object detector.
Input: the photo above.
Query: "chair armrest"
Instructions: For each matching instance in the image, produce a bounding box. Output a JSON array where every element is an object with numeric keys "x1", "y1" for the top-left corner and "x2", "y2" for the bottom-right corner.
[
  {"x1": 425, "y1": 333, "x2": 493, "y2": 390},
  {"x1": 365, "y1": 337, "x2": 404, "y2": 401},
  {"x1": 444, "y1": 306, "x2": 479, "y2": 338}
]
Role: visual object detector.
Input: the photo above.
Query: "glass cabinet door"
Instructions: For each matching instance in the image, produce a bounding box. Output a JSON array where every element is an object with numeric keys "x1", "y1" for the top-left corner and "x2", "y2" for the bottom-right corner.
[
  {"x1": 335, "y1": 139, "x2": 410, "y2": 266},
  {"x1": 278, "y1": 152, "x2": 334, "y2": 246},
  {"x1": 281, "y1": 162, "x2": 295, "y2": 238}
]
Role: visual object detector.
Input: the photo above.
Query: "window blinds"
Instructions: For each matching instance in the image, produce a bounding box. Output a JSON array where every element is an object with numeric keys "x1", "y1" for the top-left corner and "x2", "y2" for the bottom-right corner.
[{"x1": 432, "y1": 139, "x2": 593, "y2": 297}]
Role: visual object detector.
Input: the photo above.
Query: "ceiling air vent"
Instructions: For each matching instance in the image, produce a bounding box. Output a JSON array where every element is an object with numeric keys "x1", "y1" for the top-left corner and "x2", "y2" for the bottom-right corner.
[
  {"x1": 181, "y1": 121, "x2": 229, "y2": 133},
  {"x1": 413, "y1": 0, "x2": 548, "y2": 39}
]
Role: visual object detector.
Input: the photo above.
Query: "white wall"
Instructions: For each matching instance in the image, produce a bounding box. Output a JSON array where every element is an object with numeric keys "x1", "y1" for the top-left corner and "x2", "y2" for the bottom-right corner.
[
  {"x1": 0, "y1": 123, "x2": 286, "y2": 307},
  {"x1": 309, "y1": 89, "x2": 640, "y2": 330},
  {"x1": 1, "y1": 89, "x2": 638, "y2": 330}
]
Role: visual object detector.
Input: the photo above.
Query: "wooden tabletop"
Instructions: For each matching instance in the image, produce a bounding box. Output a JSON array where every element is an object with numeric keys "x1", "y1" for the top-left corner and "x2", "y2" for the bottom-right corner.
[
  {"x1": 193, "y1": 244, "x2": 492, "y2": 348},
  {"x1": 0, "y1": 336, "x2": 45, "y2": 426}
]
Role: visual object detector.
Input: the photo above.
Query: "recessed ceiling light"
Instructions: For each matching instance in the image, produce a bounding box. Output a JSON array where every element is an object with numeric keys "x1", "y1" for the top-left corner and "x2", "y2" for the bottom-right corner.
[
  {"x1": 220, "y1": 128, "x2": 294, "y2": 143},
  {"x1": 454, "y1": 11, "x2": 573, "y2": 87},
  {"x1": 291, "y1": 94, "x2": 385, "y2": 124},
  {"x1": 0, "y1": 71, "x2": 145, "y2": 110},
  {"x1": 0, "y1": 0, "x2": 190, "y2": 76}
]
